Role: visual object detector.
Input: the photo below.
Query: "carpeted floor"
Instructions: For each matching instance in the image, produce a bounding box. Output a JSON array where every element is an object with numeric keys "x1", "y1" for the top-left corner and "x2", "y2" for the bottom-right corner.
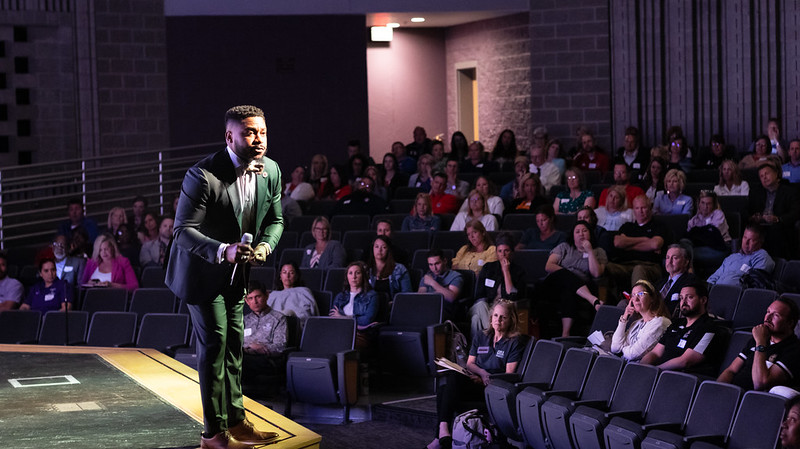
[{"x1": 306, "y1": 420, "x2": 432, "y2": 449}]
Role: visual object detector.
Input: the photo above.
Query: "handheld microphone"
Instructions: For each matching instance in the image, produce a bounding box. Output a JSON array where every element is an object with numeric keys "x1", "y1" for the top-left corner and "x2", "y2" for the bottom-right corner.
[{"x1": 230, "y1": 232, "x2": 253, "y2": 286}]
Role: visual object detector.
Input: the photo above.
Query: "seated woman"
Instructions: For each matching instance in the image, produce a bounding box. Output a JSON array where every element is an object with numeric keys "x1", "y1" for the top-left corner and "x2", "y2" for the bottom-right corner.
[
  {"x1": 402, "y1": 192, "x2": 441, "y2": 232},
  {"x1": 450, "y1": 190, "x2": 498, "y2": 232},
  {"x1": 382, "y1": 153, "x2": 409, "y2": 199},
  {"x1": 300, "y1": 216, "x2": 346, "y2": 269},
  {"x1": 80, "y1": 233, "x2": 139, "y2": 291},
  {"x1": 267, "y1": 261, "x2": 318, "y2": 328},
  {"x1": 554, "y1": 167, "x2": 596, "y2": 214},
  {"x1": 781, "y1": 395, "x2": 800, "y2": 449},
  {"x1": 667, "y1": 136, "x2": 693, "y2": 173},
  {"x1": 517, "y1": 205, "x2": 567, "y2": 250},
  {"x1": 695, "y1": 134, "x2": 734, "y2": 170},
  {"x1": 541, "y1": 221, "x2": 607, "y2": 337},
  {"x1": 686, "y1": 190, "x2": 732, "y2": 276},
  {"x1": 714, "y1": 159, "x2": 750, "y2": 196},
  {"x1": 330, "y1": 261, "x2": 379, "y2": 348},
  {"x1": 284, "y1": 165, "x2": 316, "y2": 202},
  {"x1": 578, "y1": 205, "x2": 614, "y2": 258},
  {"x1": 610, "y1": 279, "x2": 671, "y2": 362},
  {"x1": 365, "y1": 165, "x2": 388, "y2": 201},
  {"x1": 367, "y1": 236, "x2": 412, "y2": 298},
  {"x1": 546, "y1": 138, "x2": 567, "y2": 175},
  {"x1": 408, "y1": 154, "x2": 434, "y2": 193},
  {"x1": 137, "y1": 211, "x2": 159, "y2": 244},
  {"x1": 319, "y1": 165, "x2": 351, "y2": 201},
  {"x1": 430, "y1": 299, "x2": 525, "y2": 449},
  {"x1": 595, "y1": 185, "x2": 634, "y2": 231},
  {"x1": 471, "y1": 233, "x2": 527, "y2": 335},
  {"x1": 309, "y1": 153, "x2": 329, "y2": 198},
  {"x1": 20, "y1": 259, "x2": 73, "y2": 312},
  {"x1": 458, "y1": 176, "x2": 504, "y2": 216},
  {"x1": 509, "y1": 173, "x2": 548, "y2": 213},
  {"x1": 452, "y1": 220, "x2": 497, "y2": 276},
  {"x1": 641, "y1": 156, "x2": 667, "y2": 200},
  {"x1": 739, "y1": 134, "x2": 771, "y2": 170},
  {"x1": 654, "y1": 169, "x2": 693, "y2": 215},
  {"x1": 499, "y1": 156, "x2": 530, "y2": 205}
]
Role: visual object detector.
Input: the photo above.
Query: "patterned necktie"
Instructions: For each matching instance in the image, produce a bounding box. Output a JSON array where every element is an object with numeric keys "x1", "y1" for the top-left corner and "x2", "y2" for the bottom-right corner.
[{"x1": 660, "y1": 278, "x2": 673, "y2": 298}]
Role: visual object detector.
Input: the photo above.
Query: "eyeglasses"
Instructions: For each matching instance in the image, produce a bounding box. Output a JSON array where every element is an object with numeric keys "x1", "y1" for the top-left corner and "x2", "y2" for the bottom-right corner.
[
  {"x1": 313, "y1": 227, "x2": 329, "y2": 232},
  {"x1": 632, "y1": 291, "x2": 649, "y2": 298},
  {"x1": 52, "y1": 242, "x2": 65, "y2": 248},
  {"x1": 566, "y1": 176, "x2": 578, "y2": 180}
]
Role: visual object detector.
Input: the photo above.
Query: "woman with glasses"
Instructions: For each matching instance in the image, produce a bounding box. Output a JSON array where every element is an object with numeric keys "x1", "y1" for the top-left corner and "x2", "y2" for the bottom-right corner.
[
  {"x1": 610, "y1": 279, "x2": 671, "y2": 361},
  {"x1": 553, "y1": 167, "x2": 596, "y2": 214},
  {"x1": 450, "y1": 190, "x2": 498, "y2": 232},
  {"x1": 739, "y1": 135, "x2": 772, "y2": 170},
  {"x1": 300, "y1": 216, "x2": 345, "y2": 269},
  {"x1": 666, "y1": 136, "x2": 693, "y2": 173},
  {"x1": 595, "y1": 185, "x2": 634, "y2": 231}
]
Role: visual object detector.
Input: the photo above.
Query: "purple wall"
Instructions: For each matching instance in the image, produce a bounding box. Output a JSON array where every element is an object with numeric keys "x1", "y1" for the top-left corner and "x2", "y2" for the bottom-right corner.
[{"x1": 165, "y1": 15, "x2": 369, "y2": 174}]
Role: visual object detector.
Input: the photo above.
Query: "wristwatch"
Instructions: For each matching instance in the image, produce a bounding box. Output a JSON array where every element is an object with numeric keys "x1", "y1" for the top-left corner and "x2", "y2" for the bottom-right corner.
[{"x1": 754, "y1": 345, "x2": 767, "y2": 352}]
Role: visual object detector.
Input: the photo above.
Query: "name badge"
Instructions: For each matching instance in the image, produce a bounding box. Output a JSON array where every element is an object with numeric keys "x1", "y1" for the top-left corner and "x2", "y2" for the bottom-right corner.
[
  {"x1": 560, "y1": 198, "x2": 569, "y2": 203},
  {"x1": 477, "y1": 163, "x2": 484, "y2": 168},
  {"x1": 64, "y1": 266, "x2": 73, "y2": 272},
  {"x1": 633, "y1": 163, "x2": 641, "y2": 169},
  {"x1": 677, "y1": 339, "x2": 687, "y2": 349},
  {"x1": 588, "y1": 163, "x2": 597, "y2": 169},
  {"x1": 477, "y1": 259, "x2": 485, "y2": 266},
  {"x1": 477, "y1": 346, "x2": 490, "y2": 354},
  {"x1": 677, "y1": 200, "x2": 686, "y2": 205},
  {"x1": 484, "y1": 278, "x2": 496, "y2": 288},
  {"x1": 44, "y1": 293, "x2": 55, "y2": 302},
  {"x1": 671, "y1": 293, "x2": 680, "y2": 302},
  {"x1": 529, "y1": 164, "x2": 538, "y2": 173},
  {"x1": 705, "y1": 218, "x2": 711, "y2": 225},
  {"x1": 582, "y1": 252, "x2": 589, "y2": 258},
  {"x1": 784, "y1": 171, "x2": 792, "y2": 178},
  {"x1": 344, "y1": 199, "x2": 351, "y2": 204},
  {"x1": 244, "y1": 328, "x2": 252, "y2": 337},
  {"x1": 740, "y1": 263, "x2": 751, "y2": 272},
  {"x1": 306, "y1": 249, "x2": 312, "y2": 255}
]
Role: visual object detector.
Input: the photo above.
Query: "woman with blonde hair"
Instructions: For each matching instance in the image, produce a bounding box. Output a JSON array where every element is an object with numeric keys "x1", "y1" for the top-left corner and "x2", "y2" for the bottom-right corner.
[
  {"x1": 509, "y1": 172, "x2": 548, "y2": 213},
  {"x1": 714, "y1": 159, "x2": 750, "y2": 196},
  {"x1": 452, "y1": 220, "x2": 497, "y2": 275},
  {"x1": 595, "y1": 185, "x2": 634, "y2": 231},
  {"x1": 450, "y1": 189, "x2": 498, "y2": 232},
  {"x1": 80, "y1": 233, "x2": 139, "y2": 291},
  {"x1": 402, "y1": 192, "x2": 441, "y2": 232},
  {"x1": 610, "y1": 279, "x2": 671, "y2": 361},
  {"x1": 309, "y1": 153, "x2": 329, "y2": 197},
  {"x1": 408, "y1": 153, "x2": 434, "y2": 193},
  {"x1": 654, "y1": 169, "x2": 693, "y2": 215},
  {"x1": 300, "y1": 216, "x2": 346, "y2": 269}
]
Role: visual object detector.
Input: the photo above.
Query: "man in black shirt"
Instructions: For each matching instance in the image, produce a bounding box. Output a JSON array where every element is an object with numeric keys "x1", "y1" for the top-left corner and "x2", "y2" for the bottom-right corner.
[
  {"x1": 718, "y1": 297, "x2": 800, "y2": 391},
  {"x1": 641, "y1": 282, "x2": 725, "y2": 377}
]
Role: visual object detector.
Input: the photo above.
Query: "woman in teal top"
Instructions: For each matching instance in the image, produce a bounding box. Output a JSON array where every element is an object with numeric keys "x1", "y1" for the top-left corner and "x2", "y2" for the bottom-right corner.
[{"x1": 554, "y1": 167, "x2": 596, "y2": 214}]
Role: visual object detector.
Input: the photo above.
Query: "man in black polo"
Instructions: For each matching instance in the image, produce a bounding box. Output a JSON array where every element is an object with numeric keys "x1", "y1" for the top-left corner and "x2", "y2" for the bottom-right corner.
[
  {"x1": 718, "y1": 297, "x2": 800, "y2": 391},
  {"x1": 641, "y1": 282, "x2": 724, "y2": 377}
]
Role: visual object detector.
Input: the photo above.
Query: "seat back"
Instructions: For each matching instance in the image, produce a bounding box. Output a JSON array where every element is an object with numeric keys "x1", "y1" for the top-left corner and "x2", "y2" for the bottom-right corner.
[
  {"x1": 502, "y1": 214, "x2": 535, "y2": 231},
  {"x1": 683, "y1": 381, "x2": 742, "y2": 437},
  {"x1": 389, "y1": 293, "x2": 443, "y2": 328},
  {"x1": 431, "y1": 231, "x2": 468, "y2": 252},
  {"x1": 311, "y1": 290, "x2": 332, "y2": 315},
  {"x1": 589, "y1": 305, "x2": 624, "y2": 334},
  {"x1": 579, "y1": 355, "x2": 624, "y2": 402},
  {"x1": 81, "y1": 288, "x2": 128, "y2": 315},
  {"x1": 139, "y1": 266, "x2": 166, "y2": 288},
  {"x1": 550, "y1": 348, "x2": 595, "y2": 392},
  {"x1": 136, "y1": 313, "x2": 189, "y2": 353},
  {"x1": 286, "y1": 215, "x2": 318, "y2": 233},
  {"x1": 719, "y1": 330, "x2": 752, "y2": 375},
  {"x1": 655, "y1": 214, "x2": 690, "y2": 240},
  {"x1": 86, "y1": 311, "x2": 137, "y2": 347},
  {"x1": 520, "y1": 339, "x2": 564, "y2": 385},
  {"x1": 0, "y1": 310, "x2": 41, "y2": 344},
  {"x1": 514, "y1": 249, "x2": 550, "y2": 284},
  {"x1": 299, "y1": 316, "x2": 356, "y2": 353},
  {"x1": 249, "y1": 266, "x2": 275, "y2": 289},
  {"x1": 392, "y1": 232, "x2": 432, "y2": 256},
  {"x1": 340, "y1": 230, "x2": 376, "y2": 255},
  {"x1": 608, "y1": 363, "x2": 659, "y2": 414},
  {"x1": 708, "y1": 284, "x2": 742, "y2": 320},
  {"x1": 643, "y1": 371, "x2": 697, "y2": 425},
  {"x1": 781, "y1": 260, "x2": 800, "y2": 293},
  {"x1": 299, "y1": 268, "x2": 324, "y2": 290},
  {"x1": 454, "y1": 269, "x2": 477, "y2": 302},
  {"x1": 331, "y1": 214, "x2": 370, "y2": 233},
  {"x1": 39, "y1": 310, "x2": 89, "y2": 345},
  {"x1": 129, "y1": 288, "x2": 177, "y2": 322},
  {"x1": 324, "y1": 268, "x2": 347, "y2": 293},
  {"x1": 727, "y1": 391, "x2": 786, "y2": 449},
  {"x1": 732, "y1": 288, "x2": 777, "y2": 329},
  {"x1": 278, "y1": 248, "x2": 306, "y2": 269}
]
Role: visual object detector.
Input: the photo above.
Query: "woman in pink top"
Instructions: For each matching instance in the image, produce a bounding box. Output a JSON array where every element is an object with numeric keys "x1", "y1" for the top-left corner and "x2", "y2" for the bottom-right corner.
[{"x1": 81, "y1": 233, "x2": 139, "y2": 291}]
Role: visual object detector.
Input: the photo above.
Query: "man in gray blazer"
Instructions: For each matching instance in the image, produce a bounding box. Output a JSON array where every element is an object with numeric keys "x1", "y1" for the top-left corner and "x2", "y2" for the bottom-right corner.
[
  {"x1": 52, "y1": 234, "x2": 86, "y2": 287},
  {"x1": 166, "y1": 105, "x2": 283, "y2": 449}
]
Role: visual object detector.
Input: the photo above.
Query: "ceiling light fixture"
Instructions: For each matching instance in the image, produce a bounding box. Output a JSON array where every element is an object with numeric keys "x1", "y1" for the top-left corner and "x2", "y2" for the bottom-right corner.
[
  {"x1": 370, "y1": 26, "x2": 393, "y2": 42},
  {"x1": 386, "y1": 22, "x2": 400, "y2": 28},
  {"x1": 410, "y1": 17, "x2": 425, "y2": 23}
]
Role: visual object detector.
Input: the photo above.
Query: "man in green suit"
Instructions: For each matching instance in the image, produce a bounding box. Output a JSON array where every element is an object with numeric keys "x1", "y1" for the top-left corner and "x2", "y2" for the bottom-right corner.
[{"x1": 166, "y1": 105, "x2": 283, "y2": 449}]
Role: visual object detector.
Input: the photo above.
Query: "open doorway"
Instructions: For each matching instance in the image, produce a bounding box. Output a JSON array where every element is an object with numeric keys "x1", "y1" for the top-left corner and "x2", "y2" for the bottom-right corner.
[{"x1": 456, "y1": 62, "x2": 478, "y2": 142}]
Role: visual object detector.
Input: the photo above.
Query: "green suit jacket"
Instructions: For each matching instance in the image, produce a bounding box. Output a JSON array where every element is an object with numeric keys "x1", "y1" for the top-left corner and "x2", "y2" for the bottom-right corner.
[{"x1": 166, "y1": 149, "x2": 283, "y2": 304}]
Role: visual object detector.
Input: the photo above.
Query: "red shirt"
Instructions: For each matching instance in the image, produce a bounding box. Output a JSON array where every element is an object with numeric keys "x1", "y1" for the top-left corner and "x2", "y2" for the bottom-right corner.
[
  {"x1": 574, "y1": 151, "x2": 610, "y2": 173},
  {"x1": 430, "y1": 193, "x2": 460, "y2": 215}
]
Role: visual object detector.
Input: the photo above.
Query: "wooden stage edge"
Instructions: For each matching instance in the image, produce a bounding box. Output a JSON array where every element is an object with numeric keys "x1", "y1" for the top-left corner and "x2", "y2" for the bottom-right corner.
[{"x1": 0, "y1": 344, "x2": 321, "y2": 449}]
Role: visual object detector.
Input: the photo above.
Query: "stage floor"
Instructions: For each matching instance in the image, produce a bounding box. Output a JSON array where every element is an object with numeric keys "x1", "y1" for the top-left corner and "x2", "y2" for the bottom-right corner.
[{"x1": 0, "y1": 344, "x2": 320, "y2": 449}]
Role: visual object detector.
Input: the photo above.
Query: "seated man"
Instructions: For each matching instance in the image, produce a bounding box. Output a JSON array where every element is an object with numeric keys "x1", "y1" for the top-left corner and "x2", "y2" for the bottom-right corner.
[
  {"x1": 429, "y1": 172, "x2": 460, "y2": 215},
  {"x1": 418, "y1": 248, "x2": 463, "y2": 321},
  {"x1": 444, "y1": 159, "x2": 470, "y2": 200},
  {"x1": 748, "y1": 159, "x2": 800, "y2": 259},
  {"x1": 641, "y1": 282, "x2": 725, "y2": 377},
  {"x1": 57, "y1": 198, "x2": 99, "y2": 244},
  {"x1": 615, "y1": 126, "x2": 650, "y2": 180},
  {"x1": 242, "y1": 281, "x2": 289, "y2": 384},
  {"x1": 139, "y1": 216, "x2": 174, "y2": 267},
  {"x1": 331, "y1": 175, "x2": 389, "y2": 217},
  {"x1": 573, "y1": 131, "x2": 609, "y2": 175},
  {"x1": 783, "y1": 139, "x2": 800, "y2": 183},
  {"x1": 0, "y1": 252, "x2": 23, "y2": 311},
  {"x1": 707, "y1": 224, "x2": 774, "y2": 286},
  {"x1": 605, "y1": 195, "x2": 670, "y2": 298},
  {"x1": 528, "y1": 144, "x2": 561, "y2": 193},
  {"x1": 598, "y1": 162, "x2": 645, "y2": 206},
  {"x1": 658, "y1": 244, "x2": 697, "y2": 316},
  {"x1": 717, "y1": 297, "x2": 800, "y2": 391},
  {"x1": 51, "y1": 234, "x2": 86, "y2": 287}
]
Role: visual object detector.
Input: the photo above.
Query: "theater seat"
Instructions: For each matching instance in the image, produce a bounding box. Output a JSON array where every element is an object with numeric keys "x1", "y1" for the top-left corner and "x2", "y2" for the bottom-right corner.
[{"x1": 378, "y1": 293, "x2": 446, "y2": 377}]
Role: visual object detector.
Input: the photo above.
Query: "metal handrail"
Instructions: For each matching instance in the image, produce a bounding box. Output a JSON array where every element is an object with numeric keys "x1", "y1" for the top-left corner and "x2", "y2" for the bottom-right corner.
[{"x1": 0, "y1": 142, "x2": 220, "y2": 251}]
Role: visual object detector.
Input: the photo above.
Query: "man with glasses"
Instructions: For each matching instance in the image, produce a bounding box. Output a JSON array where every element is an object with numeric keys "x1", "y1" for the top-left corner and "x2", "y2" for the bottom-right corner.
[
  {"x1": 641, "y1": 282, "x2": 725, "y2": 377},
  {"x1": 51, "y1": 233, "x2": 86, "y2": 287},
  {"x1": 331, "y1": 175, "x2": 389, "y2": 217}
]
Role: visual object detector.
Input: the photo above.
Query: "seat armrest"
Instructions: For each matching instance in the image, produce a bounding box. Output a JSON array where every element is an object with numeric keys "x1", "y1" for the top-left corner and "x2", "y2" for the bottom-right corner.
[
  {"x1": 553, "y1": 336, "x2": 588, "y2": 344},
  {"x1": 571, "y1": 399, "x2": 608, "y2": 409},
  {"x1": 428, "y1": 323, "x2": 449, "y2": 364},
  {"x1": 337, "y1": 350, "x2": 360, "y2": 406},
  {"x1": 542, "y1": 389, "x2": 580, "y2": 399},
  {"x1": 683, "y1": 434, "x2": 726, "y2": 445},
  {"x1": 165, "y1": 342, "x2": 190, "y2": 356},
  {"x1": 516, "y1": 381, "x2": 550, "y2": 389},
  {"x1": 604, "y1": 410, "x2": 643, "y2": 421},
  {"x1": 641, "y1": 422, "x2": 682, "y2": 433}
]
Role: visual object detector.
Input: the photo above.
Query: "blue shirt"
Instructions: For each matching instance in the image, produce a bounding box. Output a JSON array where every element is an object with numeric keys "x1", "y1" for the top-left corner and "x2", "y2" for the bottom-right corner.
[
  {"x1": 421, "y1": 269, "x2": 464, "y2": 293},
  {"x1": 654, "y1": 192, "x2": 693, "y2": 215},
  {"x1": 401, "y1": 214, "x2": 441, "y2": 232},
  {"x1": 782, "y1": 162, "x2": 800, "y2": 183},
  {"x1": 707, "y1": 249, "x2": 775, "y2": 286},
  {"x1": 23, "y1": 279, "x2": 73, "y2": 313},
  {"x1": 469, "y1": 331, "x2": 525, "y2": 374}
]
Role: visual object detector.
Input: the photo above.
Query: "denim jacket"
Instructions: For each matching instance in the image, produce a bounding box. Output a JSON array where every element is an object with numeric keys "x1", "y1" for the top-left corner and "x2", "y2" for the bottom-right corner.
[
  {"x1": 332, "y1": 290, "x2": 378, "y2": 327},
  {"x1": 370, "y1": 263, "x2": 412, "y2": 297}
]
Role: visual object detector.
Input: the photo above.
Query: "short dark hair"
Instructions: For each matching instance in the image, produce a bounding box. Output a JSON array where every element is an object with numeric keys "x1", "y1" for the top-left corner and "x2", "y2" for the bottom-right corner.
[
  {"x1": 132, "y1": 195, "x2": 147, "y2": 206},
  {"x1": 375, "y1": 218, "x2": 392, "y2": 229},
  {"x1": 624, "y1": 126, "x2": 639, "y2": 138},
  {"x1": 247, "y1": 280, "x2": 267, "y2": 296},
  {"x1": 348, "y1": 139, "x2": 361, "y2": 148},
  {"x1": 494, "y1": 232, "x2": 516, "y2": 249},
  {"x1": 683, "y1": 281, "x2": 709, "y2": 300},
  {"x1": 67, "y1": 197, "x2": 83, "y2": 208},
  {"x1": 433, "y1": 172, "x2": 447, "y2": 181},
  {"x1": 776, "y1": 296, "x2": 800, "y2": 328},
  {"x1": 744, "y1": 223, "x2": 765, "y2": 241},
  {"x1": 427, "y1": 248, "x2": 447, "y2": 261},
  {"x1": 225, "y1": 105, "x2": 265, "y2": 124},
  {"x1": 0, "y1": 251, "x2": 8, "y2": 264}
]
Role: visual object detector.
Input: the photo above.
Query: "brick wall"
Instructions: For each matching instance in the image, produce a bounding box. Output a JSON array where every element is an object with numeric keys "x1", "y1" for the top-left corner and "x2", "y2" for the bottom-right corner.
[
  {"x1": 445, "y1": 13, "x2": 533, "y2": 152},
  {"x1": 529, "y1": 0, "x2": 612, "y2": 152}
]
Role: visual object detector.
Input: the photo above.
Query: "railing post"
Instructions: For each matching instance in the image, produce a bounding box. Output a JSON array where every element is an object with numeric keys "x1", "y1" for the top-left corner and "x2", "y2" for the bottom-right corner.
[
  {"x1": 0, "y1": 168, "x2": 4, "y2": 250},
  {"x1": 158, "y1": 150, "x2": 164, "y2": 215},
  {"x1": 81, "y1": 160, "x2": 87, "y2": 215}
]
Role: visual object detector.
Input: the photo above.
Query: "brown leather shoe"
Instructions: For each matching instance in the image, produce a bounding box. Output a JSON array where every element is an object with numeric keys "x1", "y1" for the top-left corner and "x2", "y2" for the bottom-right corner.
[
  {"x1": 199, "y1": 431, "x2": 254, "y2": 449},
  {"x1": 228, "y1": 420, "x2": 280, "y2": 445}
]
